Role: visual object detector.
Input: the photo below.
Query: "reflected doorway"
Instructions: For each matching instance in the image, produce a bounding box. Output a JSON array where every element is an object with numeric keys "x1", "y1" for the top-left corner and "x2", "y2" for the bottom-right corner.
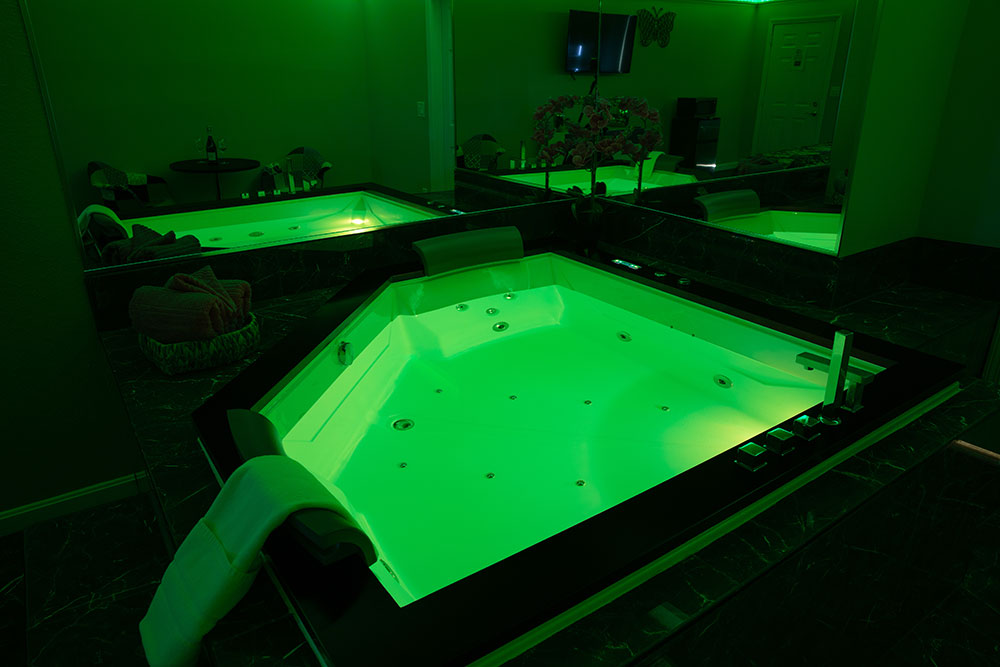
[{"x1": 755, "y1": 17, "x2": 840, "y2": 153}]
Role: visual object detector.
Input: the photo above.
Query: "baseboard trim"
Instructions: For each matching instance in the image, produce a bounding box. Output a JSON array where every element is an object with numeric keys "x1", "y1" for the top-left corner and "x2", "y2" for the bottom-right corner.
[{"x1": 0, "y1": 471, "x2": 147, "y2": 536}]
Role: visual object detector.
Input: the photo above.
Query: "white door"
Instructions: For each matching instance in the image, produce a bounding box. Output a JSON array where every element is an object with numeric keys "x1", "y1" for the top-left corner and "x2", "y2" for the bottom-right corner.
[{"x1": 756, "y1": 19, "x2": 838, "y2": 153}]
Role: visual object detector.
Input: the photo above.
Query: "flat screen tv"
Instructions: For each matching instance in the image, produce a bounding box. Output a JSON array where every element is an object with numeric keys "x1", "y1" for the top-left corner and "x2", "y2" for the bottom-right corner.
[{"x1": 566, "y1": 10, "x2": 637, "y2": 74}]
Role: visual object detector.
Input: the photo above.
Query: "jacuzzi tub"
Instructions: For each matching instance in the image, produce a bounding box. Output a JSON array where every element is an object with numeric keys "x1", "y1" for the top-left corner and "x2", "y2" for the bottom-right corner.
[
  {"x1": 127, "y1": 189, "x2": 448, "y2": 250},
  {"x1": 706, "y1": 209, "x2": 843, "y2": 254},
  {"x1": 194, "y1": 238, "x2": 959, "y2": 665},
  {"x1": 500, "y1": 164, "x2": 697, "y2": 196}
]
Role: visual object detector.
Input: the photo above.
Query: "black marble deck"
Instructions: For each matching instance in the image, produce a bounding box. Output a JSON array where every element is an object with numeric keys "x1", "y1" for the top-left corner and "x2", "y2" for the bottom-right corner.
[
  {"x1": 21, "y1": 494, "x2": 170, "y2": 666},
  {"x1": 511, "y1": 382, "x2": 1000, "y2": 666},
  {"x1": 624, "y1": 420, "x2": 1000, "y2": 667},
  {"x1": 0, "y1": 531, "x2": 26, "y2": 666},
  {"x1": 598, "y1": 243, "x2": 999, "y2": 377}
]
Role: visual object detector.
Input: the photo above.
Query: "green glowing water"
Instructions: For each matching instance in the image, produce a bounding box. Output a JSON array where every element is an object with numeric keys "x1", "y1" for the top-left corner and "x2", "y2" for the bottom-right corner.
[{"x1": 261, "y1": 255, "x2": 873, "y2": 606}]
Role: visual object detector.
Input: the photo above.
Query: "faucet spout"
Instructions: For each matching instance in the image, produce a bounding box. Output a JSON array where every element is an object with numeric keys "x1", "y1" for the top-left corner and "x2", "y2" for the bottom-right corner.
[{"x1": 821, "y1": 330, "x2": 854, "y2": 424}]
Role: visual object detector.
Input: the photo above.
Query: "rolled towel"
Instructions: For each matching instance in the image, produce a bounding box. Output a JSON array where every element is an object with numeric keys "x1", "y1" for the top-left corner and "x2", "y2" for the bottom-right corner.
[
  {"x1": 219, "y1": 279, "x2": 252, "y2": 324},
  {"x1": 129, "y1": 266, "x2": 253, "y2": 343},
  {"x1": 165, "y1": 266, "x2": 239, "y2": 330},
  {"x1": 139, "y1": 455, "x2": 355, "y2": 667},
  {"x1": 129, "y1": 287, "x2": 233, "y2": 343}
]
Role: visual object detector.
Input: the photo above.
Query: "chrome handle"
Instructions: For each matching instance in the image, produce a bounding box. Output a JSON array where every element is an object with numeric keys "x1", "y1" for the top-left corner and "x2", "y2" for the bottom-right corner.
[{"x1": 821, "y1": 330, "x2": 854, "y2": 424}]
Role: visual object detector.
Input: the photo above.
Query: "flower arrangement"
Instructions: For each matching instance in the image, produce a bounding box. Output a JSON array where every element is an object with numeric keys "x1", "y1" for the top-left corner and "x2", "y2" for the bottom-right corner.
[{"x1": 532, "y1": 94, "x2": 664, "y2": 193}]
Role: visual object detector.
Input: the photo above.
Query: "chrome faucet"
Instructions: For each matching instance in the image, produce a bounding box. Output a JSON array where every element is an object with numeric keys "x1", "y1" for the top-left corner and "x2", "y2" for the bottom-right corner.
[
  {"x1": 821, "y1": 330, "x2": 853, "y2": 424},
  {"x1": 795, "y1": 330, "x2": 874, "y2": 423}
]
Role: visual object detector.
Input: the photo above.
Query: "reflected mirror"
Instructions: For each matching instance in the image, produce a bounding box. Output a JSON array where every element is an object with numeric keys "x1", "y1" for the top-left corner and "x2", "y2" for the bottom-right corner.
[
  {"x1": 456, "y1": 0, "x2": 877, "y2": 256},
  {"x1": 22, "y1": 0, "x2": 457, "y2": 268}
]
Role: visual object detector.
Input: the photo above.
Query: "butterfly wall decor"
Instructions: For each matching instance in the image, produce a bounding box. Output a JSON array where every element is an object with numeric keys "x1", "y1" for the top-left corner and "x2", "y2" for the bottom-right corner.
[{"x1": 637, "y1": 7, "x2": 677, "y2": 47}]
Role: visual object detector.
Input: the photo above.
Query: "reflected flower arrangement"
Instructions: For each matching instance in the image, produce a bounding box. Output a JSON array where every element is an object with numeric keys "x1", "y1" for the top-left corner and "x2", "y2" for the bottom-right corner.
[{"x1": 532, "y1": 94, "x2": 663, "y2": 193}]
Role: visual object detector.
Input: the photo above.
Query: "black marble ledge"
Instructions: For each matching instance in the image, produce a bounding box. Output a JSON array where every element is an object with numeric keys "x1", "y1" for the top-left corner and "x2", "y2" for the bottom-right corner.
[
  {"x1": 86, "y1": 200, "x2": 572, "y2": 331},
  {"x1": 598, "y1": 201, "x2": 844, "y2": 308},
  {"x1": 598, "y1": 242, "x2": 998, "y2": 375},
  {"x1": 513, "y1": 381, "x2": 1000, "y2": 667}
]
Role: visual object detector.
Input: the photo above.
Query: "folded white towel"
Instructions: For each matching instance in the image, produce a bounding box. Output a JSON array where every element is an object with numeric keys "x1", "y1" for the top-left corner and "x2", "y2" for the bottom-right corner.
[{"x1": 139, "y1": 455, "x2": 349, "y2": 666}]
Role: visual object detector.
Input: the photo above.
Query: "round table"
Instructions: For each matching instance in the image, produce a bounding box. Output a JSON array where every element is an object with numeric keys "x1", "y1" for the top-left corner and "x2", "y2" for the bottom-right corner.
[{"x1": 169, "y1": 158, "x2": 261, "y2": 200}]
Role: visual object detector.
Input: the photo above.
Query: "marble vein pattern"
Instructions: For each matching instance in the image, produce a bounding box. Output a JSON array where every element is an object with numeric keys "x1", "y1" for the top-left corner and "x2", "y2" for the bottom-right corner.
[
  {"x1": 512, "y1": 382, "x2": 1000, "y2": 666},
  {"x1": 0, "y1": 531, "x2": 26, "y2": 665}
]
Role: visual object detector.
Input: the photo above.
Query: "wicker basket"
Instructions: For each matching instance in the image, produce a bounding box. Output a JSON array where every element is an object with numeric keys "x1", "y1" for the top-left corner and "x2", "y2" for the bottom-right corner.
[{"x1": 137, "y1": 313, "x2": 261, "y2": 376}]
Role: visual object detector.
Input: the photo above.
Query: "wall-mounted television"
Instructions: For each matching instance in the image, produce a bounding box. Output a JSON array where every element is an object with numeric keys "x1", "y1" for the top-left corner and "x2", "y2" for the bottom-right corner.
[{"x1": 565, "y1": 9, "x2": 637, "y2": 74}]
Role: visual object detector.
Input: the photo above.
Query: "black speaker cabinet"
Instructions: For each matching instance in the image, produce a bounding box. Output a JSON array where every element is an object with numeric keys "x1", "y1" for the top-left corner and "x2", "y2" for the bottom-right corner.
[{"x1": 670, "y1": 117, "x2": 720, "y2": 169}]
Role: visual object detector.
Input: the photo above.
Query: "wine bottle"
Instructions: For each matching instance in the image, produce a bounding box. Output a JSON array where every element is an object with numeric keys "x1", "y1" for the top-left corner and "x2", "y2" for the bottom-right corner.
[{"x1": 205, "y1": 126, "x2": 217, "y2": 162}]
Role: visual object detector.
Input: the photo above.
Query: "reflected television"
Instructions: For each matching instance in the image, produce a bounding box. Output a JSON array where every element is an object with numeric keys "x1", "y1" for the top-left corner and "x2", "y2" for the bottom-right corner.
[{"x1": 566, "y1": 10, "x2": 637, "y2": 74}]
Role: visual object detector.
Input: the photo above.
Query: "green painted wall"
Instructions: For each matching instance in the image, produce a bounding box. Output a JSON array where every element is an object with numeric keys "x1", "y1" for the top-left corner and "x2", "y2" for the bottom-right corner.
[
  {"x1": 25, "y1": 0, "x2": 437, "y2": 209},
  {"x1": 1, "y1": 0, "x2": 141, "y2": 512},
  {"x1": 599, "y1": 0, "x2": 758, "y2": 165},
  {"x1": 918, "y1": 0, "x2": 1000, "y2": 248},
  {"x1": 454, "y1": 0, "x2": 599, "y2": 164},
  {"x1": 838, "y1": 0, "x2": 971, "y2": 256},
  {"x1": 364, "y1": 0, "x2": 432, "y2": 193}
]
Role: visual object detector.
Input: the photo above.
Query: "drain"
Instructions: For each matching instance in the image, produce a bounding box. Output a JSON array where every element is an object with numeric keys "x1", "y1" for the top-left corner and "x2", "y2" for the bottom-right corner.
[
  {"x1": 713, "y1": 375, "x2": 733, "y2": 388},
  {"x1": 503, "y1": 292, "x2": 516, "y2": 300},
  {"x1": 393, "y1": 419, "x2": 415, "y2": 431},
  {"x1": 486, "y1": 472, "x2": 495, "y2": 479},
  {"x1": 661, "y1": 405, "x2": 670, "y2": 411},
  {"x1": 583, "y1": 400, "x2": 592, "y2": 405},
  {"x1": 456, "y1": 304, "x2": 468, "y2": 311},
  {"x1": 209, "y1": 237, "x2": 222, "y2": 242},
  {"x1": 576, "y1": 479, "x2": 586, "y2": 487},
  {"x1": 249, "y1": 231, "x2": 264, "y2": 237},
  {"x1": 288, "y1": 225, "x2": 300, "y2": 230},
  {"x1": 486, "y1": 307, "x2": 500, "y2": 316},
  {"x1": 493, "y1": 322, "x2": 509, "y2": 332},
  {"x1": 617, "y1": 331, "x2": 632, "y2": 342}
]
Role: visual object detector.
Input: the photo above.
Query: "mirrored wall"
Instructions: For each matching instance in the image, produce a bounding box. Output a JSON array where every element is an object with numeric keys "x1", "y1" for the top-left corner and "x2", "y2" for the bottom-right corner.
[
  {"x1": 23, "y1": 0, "x2": 456, "y2": 268},
  {"x1": 454, "y1": 0, "x2": 878, "y2": 256},
  {"x1": 26, "y1": 0, "x2": 880, "y2": 269}
]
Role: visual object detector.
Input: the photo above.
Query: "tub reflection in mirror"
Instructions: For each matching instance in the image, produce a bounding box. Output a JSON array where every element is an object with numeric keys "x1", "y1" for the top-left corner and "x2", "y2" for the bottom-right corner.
[
  {"x1": 22, "y1": 0, "x2": 459, "y2": 268},
  {"x1": 455, "y1": 0, "x2": 881, "y2": 256}
]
